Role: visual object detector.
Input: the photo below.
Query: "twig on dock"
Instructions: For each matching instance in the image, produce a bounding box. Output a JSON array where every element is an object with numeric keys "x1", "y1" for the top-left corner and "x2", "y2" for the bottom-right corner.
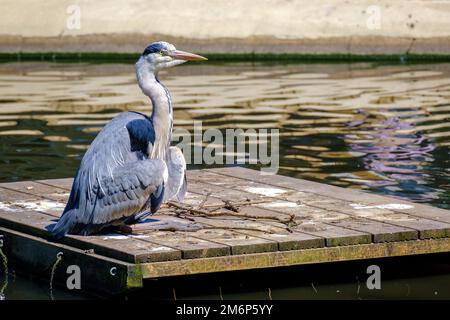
[
  {"x1": 201, "y1": 225, "x2": 276, "y2": 234},
  {"x1": 167, "y1": 201, "x2": 295, "y2": 225},
  {"x1": 197, "y1": 192, "x2": 211, "y2": 209},
  {"x1": 222, "y1": 200, "x2": 240, "y2": 212}
]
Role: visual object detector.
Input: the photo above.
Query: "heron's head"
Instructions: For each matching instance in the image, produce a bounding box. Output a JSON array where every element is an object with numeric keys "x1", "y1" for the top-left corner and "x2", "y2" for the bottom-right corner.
[{"x1": 137, "y1": 41, "x2": 207, "y2": 73}]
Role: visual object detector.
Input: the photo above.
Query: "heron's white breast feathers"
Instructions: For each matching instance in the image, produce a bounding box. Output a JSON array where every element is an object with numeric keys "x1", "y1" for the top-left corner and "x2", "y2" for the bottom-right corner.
[{"x1": 162, "y1": 162, "x2": 169, "y2": 185}]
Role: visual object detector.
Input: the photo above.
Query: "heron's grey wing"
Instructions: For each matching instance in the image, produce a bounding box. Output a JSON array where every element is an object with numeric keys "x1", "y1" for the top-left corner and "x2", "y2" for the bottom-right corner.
[
  {"x1": 51, "y1": 112, "x2": 164, "y2": 238},
  {"x1": 92, "y1": 159, "x2": 167, "y2": 224},
  {"x1": 163, "y1": 146, "x2": 187, "y2": 202},
  {"x1": 52, "y1": 159, "x2": 167, "y2": 238}
]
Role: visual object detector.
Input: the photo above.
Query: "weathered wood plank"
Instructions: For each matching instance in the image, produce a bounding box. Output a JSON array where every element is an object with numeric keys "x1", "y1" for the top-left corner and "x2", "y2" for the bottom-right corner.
[
  {"x1": 138, "y1": 230, "x2": 231, "y2": 259},
  {"x1": 0, "y1": 181, "x2": 70, "y2": 202},
  {"x1": 210, "y1": 167, "x2": 450, "y2": 224},
  {"x1": 292, "y1": 221, "x2": 372, "y2": 247},
  {"x1": 141, "y1": 238, "x2": 450, "y2": 279},
  {"x1": 36, "y1": 178, "x2": 73, "y2": 190},
  {"x1": 253, "y1": 200, "x2": 418, "y2": 243},
  {"x1": 170, "y1": 194, "x2": 373, "y2": 247},
  {"x1": 130, "y1": 216, "x2": 231, "y2": 259},
  {"x1": 358, "y1": 195, "x2": 450, "y2": 224},
  {"x1": 187, "y1": 180, "x2": 270, "y2": 202},
  {"x1": 236, "y1": 229, "x2": 325, "y2": 251},
  {"x1": 0, "y1": 186, "x2": 41, "y2": 202},
  {"x1": 158, "y1": 198, "x2": 328, "y2": 251},
  {"x1": 184, "y1": 177, "x2": 374, "y2": 246},
  {"x1": 175, "y1": 211, "x2": 368, "y2": 248},
  {"x1": 206, "y1": 167, "x2": 450, "y2": 240},
  {"x1": 191, "y1": 228, "x2": 278, "y2": 255},
  {"x1": 0, "y1": 196, "x2": 65, "y2": 218},
  {"x1": 285, "y1": 193, "x2": 450, "y2": 239},
  {"x1": 184, "y1": 214, "x2": 325, "y2": 251}
]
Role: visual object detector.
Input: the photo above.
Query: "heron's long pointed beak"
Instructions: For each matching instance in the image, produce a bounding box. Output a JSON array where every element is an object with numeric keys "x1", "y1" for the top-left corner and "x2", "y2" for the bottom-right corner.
[{"x1": 170, "y1": 50, "x2": 207, "y2": 61}]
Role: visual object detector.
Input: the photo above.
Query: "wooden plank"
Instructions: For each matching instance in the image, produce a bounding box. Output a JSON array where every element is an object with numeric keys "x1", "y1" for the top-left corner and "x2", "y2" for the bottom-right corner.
[
  {"x1": 209, "y1": 166, "x2": 380, "y2": 202},
  {"x1": 236, "y1": 229, "x2": 324, "y2": 251},
  {"x1": 185, "y1": 178, "x2": 374, "y2": 246},
  {"x1": 0, "y1": 181, "x2": 70, "y2": 202},
  {"x1": 0, "y1": 186, "x2": 40, "y2": 202},
  {"x1": 180, "y1": 192, "x2": 225, "y2": 207},
  {"x1": 253, "y1": 200, "x2": 418, "y2": 243},
  {"x1": 36, "y1": 178, "x2": 73, "y2": 190},
  {"x1": 0, "y1": 195, "x2": 65, "y2": 218},
  {"x1": 171, "y1": 193, "x2": 373, "y2": 247},
  {"x1": 292, "y1": 220, "x2": 372, "y2": 247},
  {"x1": 130, "y1": 216, "x2": 231, "y2": 259},
  {"x1": 0, "y1": 208, "x2": 181, "y2": 263},
  {"x1": 176, "y1": 210, "x2": 368, "y2": 248},
  {"x1": 188, "y1": 171, "x2": 418, "y2": 243},
  {"x1": 0, "y1": 226, "x2": 141, "y2": 294},
  {"x1": 161, "y1": 200, "x2": 328, "y2": 251},
  {"x1": 191, "y1": 228, "x2": 278, "y2": 255},
  {"x1": 87, "y1": 234, "x2": 181, "y2": 263},
  {"x1": 138, "y1": 230, "x2": 231, "y2": 259},
  {"x1": 187, "y1": 180, "x2": 270, "y2": 202},
  {"x1": 206, "y1": 167, "x2": 450, "y2": 240},
  {"x1": 237, "y1": 205, "x2": 373, "y2": 246},
  {"x1": 356, "y1": 195, "x2": 450, "y2": 224},
  {"x1": 285, "y1": 193, "x2": 450, "y2": 239},
  {"x1": 182, "y1": 214, "x2": 325, "y2": 251},
  {"x1": 141, "y1": 238, "x2": 450, "y2": 279},
  {"x1": 327, "y1": 218, "x2": 417, "y2": 243},
  {"x1": 210, "y1": 167, "x2": 450, "y2": 224}
]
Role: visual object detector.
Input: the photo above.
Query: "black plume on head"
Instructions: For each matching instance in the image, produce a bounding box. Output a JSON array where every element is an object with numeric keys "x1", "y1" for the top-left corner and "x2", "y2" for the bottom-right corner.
[{"x1": 142, "y1": 42, "x2": 166, "y2": 56}]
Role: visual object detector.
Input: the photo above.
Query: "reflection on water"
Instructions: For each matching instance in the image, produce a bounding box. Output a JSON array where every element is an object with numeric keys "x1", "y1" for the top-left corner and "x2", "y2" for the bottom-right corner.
[{"x1": 0, "y1": 61, "x2": 447, "y2": 208}]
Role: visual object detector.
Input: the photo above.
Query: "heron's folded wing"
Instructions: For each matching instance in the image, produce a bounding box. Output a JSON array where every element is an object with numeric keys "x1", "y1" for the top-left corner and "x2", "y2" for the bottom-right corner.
[{"x1": 89, "y1": 158, "x2": 167, "y2": 225}]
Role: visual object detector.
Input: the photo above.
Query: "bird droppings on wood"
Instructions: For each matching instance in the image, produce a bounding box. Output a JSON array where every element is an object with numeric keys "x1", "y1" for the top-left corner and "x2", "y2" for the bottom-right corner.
[{"x1": 350, "y1": 203, "x2": 415, "y2": 210}]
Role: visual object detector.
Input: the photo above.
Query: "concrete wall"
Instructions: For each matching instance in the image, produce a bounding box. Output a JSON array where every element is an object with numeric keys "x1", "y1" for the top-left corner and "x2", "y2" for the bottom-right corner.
[{"x1": 1, "y1": 0, "x2": 450, "y2": 53}]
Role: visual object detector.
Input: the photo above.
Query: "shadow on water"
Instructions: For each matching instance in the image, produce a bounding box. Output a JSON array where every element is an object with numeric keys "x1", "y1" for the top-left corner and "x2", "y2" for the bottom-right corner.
[{"x1": 0, "y1": 61, "x2": 449, "y2": 299}]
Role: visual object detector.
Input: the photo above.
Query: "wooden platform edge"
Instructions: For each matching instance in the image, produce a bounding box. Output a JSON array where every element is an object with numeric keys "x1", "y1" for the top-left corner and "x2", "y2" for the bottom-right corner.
[
  {"x1": 0, "y1": 226, "x2": 143, "y2": 295},
  {"x1": 140, "y1": 237, "x2": 450, "y2": 279}
]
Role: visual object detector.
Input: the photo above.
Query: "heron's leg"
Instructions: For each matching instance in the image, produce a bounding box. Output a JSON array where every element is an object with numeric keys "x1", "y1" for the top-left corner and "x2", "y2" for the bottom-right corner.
[
  {"x1": 124, "y1": 210, "x2": 152, "y2": 225},
  {"x1": 123, "y1": 213, "x2": 202, "y2": 232}
]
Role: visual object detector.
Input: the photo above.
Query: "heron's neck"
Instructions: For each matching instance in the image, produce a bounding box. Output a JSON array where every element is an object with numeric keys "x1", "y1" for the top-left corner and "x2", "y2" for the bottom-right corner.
[{"x1": 136, "y1": 64, "x2": 173, "y2": 159}]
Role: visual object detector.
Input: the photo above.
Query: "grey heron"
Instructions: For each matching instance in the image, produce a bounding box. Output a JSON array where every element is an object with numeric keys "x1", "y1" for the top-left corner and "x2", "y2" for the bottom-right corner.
[{"x1": 50, "y1": 41, "x2": 206, "y2": 239}]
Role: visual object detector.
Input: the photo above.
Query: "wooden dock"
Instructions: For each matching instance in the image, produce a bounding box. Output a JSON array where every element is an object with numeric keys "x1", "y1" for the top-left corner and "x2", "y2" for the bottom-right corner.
[{"x1": 0, "y1": 167, "x2": 449, "y2": 295}]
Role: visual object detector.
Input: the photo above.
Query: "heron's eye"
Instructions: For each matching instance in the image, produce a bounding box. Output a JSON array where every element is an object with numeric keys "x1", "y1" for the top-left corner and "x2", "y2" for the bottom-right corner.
[{"x1": 160, "y1": 50, "x2": 169, "y2": 56}]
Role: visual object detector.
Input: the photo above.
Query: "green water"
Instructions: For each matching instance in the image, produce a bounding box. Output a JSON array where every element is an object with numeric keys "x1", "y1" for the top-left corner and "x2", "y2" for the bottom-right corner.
[{"x1": 0, "y1": 61, "x2": 449, "y2": 299}]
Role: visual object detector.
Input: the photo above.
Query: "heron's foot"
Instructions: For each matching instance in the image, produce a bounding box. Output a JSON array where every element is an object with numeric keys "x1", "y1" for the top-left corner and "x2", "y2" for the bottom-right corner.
[
  {"x1": 131, "y1": 220, "x2": 203, "y2": 233},
  {"x1": 140, "y1": 221, "x2": 203, "y2": 232},
  {"x1": 115, "y1": 225, "x2": 133, "y2": 234}
]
